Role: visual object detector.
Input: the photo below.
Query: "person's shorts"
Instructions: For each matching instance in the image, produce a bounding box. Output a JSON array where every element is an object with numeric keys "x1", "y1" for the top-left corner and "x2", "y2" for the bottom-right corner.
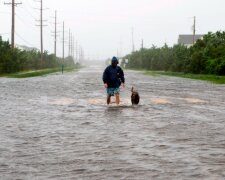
[{"x1": 107, "y1": 88, "x2": 120, "y2": 96}]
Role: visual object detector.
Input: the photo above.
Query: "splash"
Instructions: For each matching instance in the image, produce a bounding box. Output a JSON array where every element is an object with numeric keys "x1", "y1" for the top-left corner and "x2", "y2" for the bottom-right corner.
[
  {"x1": 184, "y1": 98, "x2": 206, "y2": 104},
  {"x1": 151, "y1": 98, "x2": 172, "y2": 105},
  {"x1": 48, "y1": 98, "x2": 75, "y2": 105}
]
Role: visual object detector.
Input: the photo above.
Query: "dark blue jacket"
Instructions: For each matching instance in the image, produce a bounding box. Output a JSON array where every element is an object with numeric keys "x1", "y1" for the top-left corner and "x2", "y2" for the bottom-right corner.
[{"x1": 103, "y1": 65, "x2": 125, "y2": 88}]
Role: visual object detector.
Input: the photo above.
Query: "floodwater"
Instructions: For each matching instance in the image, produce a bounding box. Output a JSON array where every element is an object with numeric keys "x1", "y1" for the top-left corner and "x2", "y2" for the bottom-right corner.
[{"x1": 0, "y1": 65, "x2": 225, "y2": 180}]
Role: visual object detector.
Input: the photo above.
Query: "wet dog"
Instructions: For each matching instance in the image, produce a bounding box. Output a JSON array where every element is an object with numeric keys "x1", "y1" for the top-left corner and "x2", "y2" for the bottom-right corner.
[{"x1": 131, "y1": 87, "x2": 140, "y2": 105}]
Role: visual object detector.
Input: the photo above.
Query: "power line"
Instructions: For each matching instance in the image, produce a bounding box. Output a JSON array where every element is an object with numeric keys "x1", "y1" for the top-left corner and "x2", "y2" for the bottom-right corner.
[
  {"x1": 15, "y1": 13, "x2": 38, "y2": 32},
  {"x1": 15, "y1": 31, "x2": 37, "y2": 47},
  {"x1": 14, "y1": 3, "x2": 43, "y2": 49},
  {"x1": 26, "y1": 0, "x2": 38, "y2": 14},
  {"x1": 0, "y1": 32, "x2": 10, "y2": 35},
  {"x1": 18, "y1": 5, "x2": 37, "y2": 20},
  {"x1": 0, "y1": 11, "x2": 11, "y2": 14}
]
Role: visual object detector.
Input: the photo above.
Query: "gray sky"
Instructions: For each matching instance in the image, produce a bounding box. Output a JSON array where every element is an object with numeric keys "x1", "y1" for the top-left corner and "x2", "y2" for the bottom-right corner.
[{"x1": 0, "y1": 0, "x2": 225, "y2": 60}]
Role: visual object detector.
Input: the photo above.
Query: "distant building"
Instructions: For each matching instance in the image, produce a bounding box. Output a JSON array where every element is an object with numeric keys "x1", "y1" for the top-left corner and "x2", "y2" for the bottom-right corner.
[
  {"x1": 16, "y1": 44, "x2": 39, "y2": 52},
  {"x1": 178, "y1": 34, "x2": 204, "y2": 47}
]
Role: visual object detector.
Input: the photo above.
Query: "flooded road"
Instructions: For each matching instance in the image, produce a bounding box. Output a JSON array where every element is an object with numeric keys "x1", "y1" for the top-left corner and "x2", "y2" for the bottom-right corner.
[{"x1": 0, "y1": 65, "x2": 225, "y2": 179}]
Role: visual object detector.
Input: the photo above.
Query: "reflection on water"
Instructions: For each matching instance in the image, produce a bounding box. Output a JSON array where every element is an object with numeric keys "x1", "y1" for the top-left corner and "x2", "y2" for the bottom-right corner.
[{"x1": 0, "y1": 66, "x2": 225, "y2": 179}]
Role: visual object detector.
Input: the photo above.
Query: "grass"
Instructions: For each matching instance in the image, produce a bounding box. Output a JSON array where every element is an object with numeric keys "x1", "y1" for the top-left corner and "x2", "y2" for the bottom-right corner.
[
  {"x1": 1, "y1": 67, "x2": 78, "y2": 78},
  {"x1": 144, "y1": 71, "x2": 225, "y2": 84}
]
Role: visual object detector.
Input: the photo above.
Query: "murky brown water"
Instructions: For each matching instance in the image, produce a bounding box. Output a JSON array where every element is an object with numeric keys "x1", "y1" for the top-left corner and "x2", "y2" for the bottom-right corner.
[{"x1": 0, "y1": 65, "x2": 225, "y2": 179}]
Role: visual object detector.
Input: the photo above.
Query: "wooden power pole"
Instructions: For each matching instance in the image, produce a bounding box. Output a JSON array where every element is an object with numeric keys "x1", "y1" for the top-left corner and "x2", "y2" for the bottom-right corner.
[
  {"x1": 62, "y1": 22, "x2": 65, "y2": 62},
  {"x1": 35, "y1": 0, "x2": 47, "y2": 66},
  {"x1": 132, "y1": 27, "x2": 135, "y2": 52},
  {"x1": 61, "y1": 21, "x2": 65, "y2": 74},
  {"x1": 54, "y1": 10, "x2": 57, "y2": 57},
  {"x1": 72, "y1": 34, "x2": 75, "y2": 60},
  {"x1": 4, "y1": 0, "x2": 22, "y2": 49},
  {"x1": 40, "y1": 0, "x2": 43, "y2": 65},
  {"x1": 193, "y1": 16, "x2": 196, "y2": 45},
  {"x1": 51, "y1": 10, "x2": 60, "y2": 58},
  {"x1": 73, "y1": 35, "x2": 75, "y2": 60},
  {"x1": 76, "y1": 41, "x2": 78, "y2": 62},
  {"x1": 68, "y1": 29, "x2": 71, "y2": 57}
]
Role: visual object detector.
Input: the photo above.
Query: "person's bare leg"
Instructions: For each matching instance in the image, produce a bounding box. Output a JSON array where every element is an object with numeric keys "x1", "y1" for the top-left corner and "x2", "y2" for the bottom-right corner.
[
  {"x1": 107, "y1": 95, "x2": 111, "y2": 105},
  {"x1": 115, "y1": 94, "x2": 120, "y2": 105}
]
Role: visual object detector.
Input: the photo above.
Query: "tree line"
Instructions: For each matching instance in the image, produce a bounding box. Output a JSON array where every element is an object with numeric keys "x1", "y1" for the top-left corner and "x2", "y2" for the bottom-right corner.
[
  {"x1": 0, "y1": 36, "x2": 77, "y2": 74},
  {"x1": 122, "y1": 31, "x2": 225, "y2": 75}
]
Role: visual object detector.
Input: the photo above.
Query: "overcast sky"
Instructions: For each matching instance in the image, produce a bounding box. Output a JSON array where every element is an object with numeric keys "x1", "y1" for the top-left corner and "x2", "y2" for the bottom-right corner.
[{"x1": 0, "y1": 0, "x2": 225, "y2": 60}]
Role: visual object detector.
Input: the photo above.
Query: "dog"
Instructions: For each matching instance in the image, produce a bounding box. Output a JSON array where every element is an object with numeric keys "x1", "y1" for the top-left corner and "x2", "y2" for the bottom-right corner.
[{"x1": 131, "y1": 87, "x2": 140, "y2": 105}]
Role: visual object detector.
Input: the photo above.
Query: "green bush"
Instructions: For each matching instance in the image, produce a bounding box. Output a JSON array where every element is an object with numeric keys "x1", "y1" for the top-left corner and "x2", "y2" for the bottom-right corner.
[
  {"x1": 0, "y1": 36, "x2": 76, "y2": 74},
  {"x1": 124, "y1": 31, "x2": 225, "y2": 75}
]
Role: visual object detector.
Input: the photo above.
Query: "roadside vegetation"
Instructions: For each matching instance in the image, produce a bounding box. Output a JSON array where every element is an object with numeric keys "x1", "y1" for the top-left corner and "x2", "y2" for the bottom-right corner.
[
  {"x1": 122, "y1": 31, "x2": 225, "y2": 83},
  {"x1": 0, "y1": 36, "x2": 79, "y2": 76},
  {"x1": 144, "y1": 71, "x2": 225, "y2": 84},
  {"x1": 1, "y1": 67, "x2": 78, "y2": 78}
]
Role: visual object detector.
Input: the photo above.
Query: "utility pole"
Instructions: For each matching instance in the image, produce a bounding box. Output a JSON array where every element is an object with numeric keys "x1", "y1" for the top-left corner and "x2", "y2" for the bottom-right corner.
[
  {"x1": 132, "y1": 27, "x2": 135, "y2": 52},
  {"x1": 141, "y1": 39, "x2": 144, "y2": 49},
  {"x1": 71, "y1": 33, "x2": 73, "y2": 59},
  {"x1": 62, "y1": 21, "x2": 65, "y2": 74},
  {"x1": 68, "y1": 29, "x2": 71, "y2": 57},
  {"x1": 35, "y1": 0, "x2": 47, "y2": 66},
  {"x1": 62, "y1": 22, "x2": 65, "y2": 62},
  {"x1": 79, "y1": 46, "x2": 83, "y2": 62},
  {"x1": 82, "y1": 48, "x2": 84, "y2": 61},
  {"x1": 4, "y1": 0, "x2": 22, "y2": 49},
  {"x1": 119, "y1": 38, "x2": 123, "y2": 58},
  {"x1": 76, "y1": 41, "x2": 78, "y2": 62},
  {"x1": 71, "y1": 33, "x2": 73, "y2": 58},
  {"x1": 79, "y1": 46, "x2": 81, "y2": 62},
  {"x1": 72, "y1": 35, "x2": 75, "y2": 61},
  {"x1": 54, "y1": 10, "x2": 58, "y2": 57},
  {"x1": 193, "y1": 16, "x2": 196, "y2": 45},
  {"x1": 40, "y1": 0, "x2": 43, "y2": 65}
]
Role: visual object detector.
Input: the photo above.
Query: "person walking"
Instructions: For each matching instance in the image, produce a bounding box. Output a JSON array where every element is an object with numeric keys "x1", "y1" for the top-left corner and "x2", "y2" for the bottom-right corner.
[{"x1": 103, "y1": 57, "x2": 125, "y2": 105}]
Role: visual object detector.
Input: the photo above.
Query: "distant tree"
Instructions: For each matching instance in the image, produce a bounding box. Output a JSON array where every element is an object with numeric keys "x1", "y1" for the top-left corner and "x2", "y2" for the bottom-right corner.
[
  {"x1": 123, "y1": 31, "x2": 225, "y2": 75},
  {"x1": 0, "y1": 36, "x2": 75, "y2": 74}
]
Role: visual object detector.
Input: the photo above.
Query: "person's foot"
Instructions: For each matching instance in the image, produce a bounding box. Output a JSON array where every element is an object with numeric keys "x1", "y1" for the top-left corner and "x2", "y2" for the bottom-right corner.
[
  {"x1": 107, "y1": 95, "x2": 111, "y2": 105},
  {"x1": 115, "y1": 94, "x2": 120, "y2": 105}
]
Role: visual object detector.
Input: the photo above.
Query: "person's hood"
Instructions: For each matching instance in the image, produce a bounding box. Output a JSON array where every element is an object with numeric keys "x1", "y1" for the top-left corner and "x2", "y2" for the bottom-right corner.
[{"x1": 111, "y1": 56, "x2": 118, "y2": 65}]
